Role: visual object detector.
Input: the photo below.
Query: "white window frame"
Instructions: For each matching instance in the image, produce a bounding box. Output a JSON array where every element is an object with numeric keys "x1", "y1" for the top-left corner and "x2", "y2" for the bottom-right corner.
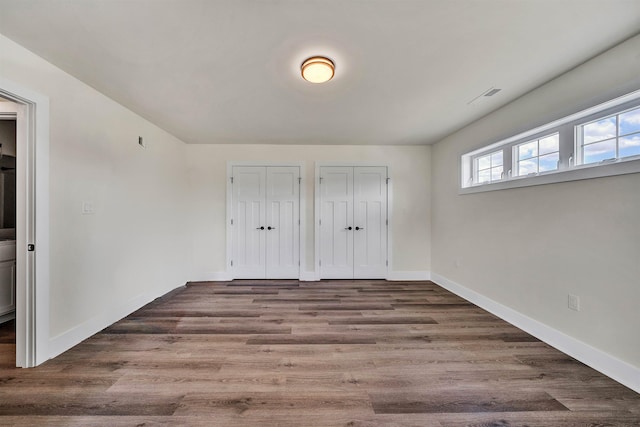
[
  {"x1": 460, "y1": 89, "x2": 640, "y2": 194},
  {"x1": 473, "y1": 149, "x2": 503, "y2": 184},
  {"x1": 576, "y1": 104, "x2": 640, "y2": 166},
  {"x1": 514, "y1": 132, "x2": 560, "y2": 177}
]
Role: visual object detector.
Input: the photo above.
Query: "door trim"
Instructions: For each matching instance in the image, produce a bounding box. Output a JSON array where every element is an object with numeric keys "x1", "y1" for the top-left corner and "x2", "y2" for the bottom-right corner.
[
  {"x1": 0, "y1": 77, "x2": 51, "y2": 367},
  {"x1": 226, "y1": 161, "x2": 306, "y2": 280},
  {"x1": 314, "y1": 162, "x2": 392, "y2": 281}
]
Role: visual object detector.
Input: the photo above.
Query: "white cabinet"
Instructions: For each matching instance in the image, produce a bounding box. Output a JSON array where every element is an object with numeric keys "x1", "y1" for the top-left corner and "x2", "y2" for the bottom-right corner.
[
  {"x1": 319, "y1": 166, "x2": 388, "y2": 279},
  {"x1": 0, "y1": 259, "x2": 16, "y2": 317},
  {"x1": 231, "y1": 166, "x2": 300, "y2": 279},
  {"x1": 0, "y1": 240, "x2": 16, "y2": 320}
]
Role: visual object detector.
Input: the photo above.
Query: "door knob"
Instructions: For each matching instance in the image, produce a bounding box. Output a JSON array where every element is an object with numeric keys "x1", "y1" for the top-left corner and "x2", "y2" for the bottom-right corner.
[
  {"x1": 267, "y1": 226, "x2": 276, "y2": 230},
  {"x1": 355, "y1": 226, "x2": 364, "y2": 230},
  {"x1": 256, "y1": 226, "x2": 265, "y2": 230},
  {"x1": 344, "y1": 226, "x2": 352, "y2": 230}
]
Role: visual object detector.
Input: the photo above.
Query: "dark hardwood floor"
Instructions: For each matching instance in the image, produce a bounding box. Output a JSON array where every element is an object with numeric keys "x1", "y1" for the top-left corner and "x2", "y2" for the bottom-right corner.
[{"x1": 0, "y1": 280, "x2": 638, "y2": 426}]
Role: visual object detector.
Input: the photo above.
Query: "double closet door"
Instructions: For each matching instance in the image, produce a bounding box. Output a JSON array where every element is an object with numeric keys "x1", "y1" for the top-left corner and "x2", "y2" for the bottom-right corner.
[
  {"x1": 232, "y1": 166, "x2": 300, "y2": 279},
  {"x1": 319, "y1": 166, "x2": 388, "y2": 279}
]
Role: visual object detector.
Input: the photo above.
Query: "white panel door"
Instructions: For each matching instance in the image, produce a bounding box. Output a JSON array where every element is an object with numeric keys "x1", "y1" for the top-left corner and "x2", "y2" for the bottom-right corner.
[
  {"x1": 266, "y1": 167, "x2": 300, "y2": 278},
  {"x1": 319, "y1": 167, "x2": 354, "y2": 279},
  {"x1": 319, "y1": 166, "x2": 388, "y2": 279},
  {"x1": 232, "y1": 166, "x2": 266, "y2": 278},
  {"x1": 231, "y1": 165, "x2": 300, "y2": 279},
  {"x1": 353, "y1": 167, "x2": 388, "y2": 278}
]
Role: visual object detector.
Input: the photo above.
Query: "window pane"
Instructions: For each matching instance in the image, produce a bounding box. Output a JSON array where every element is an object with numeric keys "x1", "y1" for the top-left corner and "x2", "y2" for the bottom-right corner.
[
  {"x1": 539, "y1": 134, "x2": 559, "y2": 155},
  {"x1": 583, "y1": 116, "x2": 616, "y2": 144},
  {"x1": 478, "y1": 169, "x2": 490, "y2": 183},
  {"x1": 583, "y1": 138, "x2": 616, "y2": 164},
  {"x1": 619, "y1": 107, "x2": 640, "y2": 136},
  {"x1": 478, "y1": 155, "x2": 490, "y2": 170},
  {"x1": 491, "y1": 166, "x2": 503, "y2": 181},
  {"x1": 518, "y1": 158, "x2": 538, "y2": 176},
  {"x1": 518, "y1": 141, "x2": 537, "y2": 160},
  {"x1": 619, "y1": 134, "x2": 640, "y2": 158},
  {"x1": 491, "y1": 151, "x2": 503, "y2": 167},
  {"x1": 539, "y1": 152, "x2": 559, "y2": 172}
]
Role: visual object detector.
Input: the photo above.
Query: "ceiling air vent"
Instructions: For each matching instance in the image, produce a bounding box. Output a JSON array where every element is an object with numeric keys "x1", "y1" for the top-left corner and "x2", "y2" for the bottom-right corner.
[
  {"x1": 484, "y1": 88, "x2": 501, "y2": 97},
  {"x1": 467, "y1": 87, "x2": 502, "y2": 105}
]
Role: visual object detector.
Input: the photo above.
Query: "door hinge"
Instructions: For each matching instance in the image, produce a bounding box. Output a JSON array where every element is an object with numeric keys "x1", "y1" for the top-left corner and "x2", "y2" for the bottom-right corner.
[
  {"x1": 230, "y1": 177, "x2": 234, "y2": 184},
  {"x1": 231, "y1": 260, "x2": 233, "y2": 266},
  {"x1": 319, "y1": 260, "x2": 321, "y2": 266},
  {"x1": 298, "y1": 261, "x2": 300, "y2": 266},
  {"x1": 298, "y1": 219, "x2": 300, "y2": 225},
  {"x1": 319, "y1": 177, "x2": 323, "y2": 184},
  {"x1": 231, "y1": 218, "x2": 234, "y2": 225},
  {"x1": 385, "y1": 219, "x2": 388, "y2": 226},
  {"x1": 386, "y1": 177, "x2": 390, "y2": 184},
  {"x1": 319, "y1": 219, "x2": 321, "y2": 226},
  {"x1": 298, "y1": 177, "x2": 302, "y2": 184},
  {"x1": 386, "y1": 260, "x2": 388, "y2": 266}
]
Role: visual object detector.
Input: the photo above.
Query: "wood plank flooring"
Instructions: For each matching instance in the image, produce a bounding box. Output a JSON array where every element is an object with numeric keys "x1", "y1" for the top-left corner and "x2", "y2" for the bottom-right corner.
[{"x1": 0, "y1": 280, "x2": 639, "y2": 426}]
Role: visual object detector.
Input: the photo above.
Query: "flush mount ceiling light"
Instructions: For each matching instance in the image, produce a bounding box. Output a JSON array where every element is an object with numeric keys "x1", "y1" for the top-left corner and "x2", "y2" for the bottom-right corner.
[{"x1": 301, "y1": 56, "x2": 335, "y2": 83}]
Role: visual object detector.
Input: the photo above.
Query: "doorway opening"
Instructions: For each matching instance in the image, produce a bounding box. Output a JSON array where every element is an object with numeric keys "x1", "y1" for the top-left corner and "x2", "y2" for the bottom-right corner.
[
  {"x1": 0, "y1": 114, "x2": 17, "y2": 366},
  {"x1": 0, "y1": 79, "x2": 50, "y2": 368}
]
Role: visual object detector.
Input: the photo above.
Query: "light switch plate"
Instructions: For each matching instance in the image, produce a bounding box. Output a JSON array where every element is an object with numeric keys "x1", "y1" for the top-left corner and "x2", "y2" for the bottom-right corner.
[
  {"x1": 82, "y1": 201, "x2": 95, "y2": 215},
  {"x1": 568, "y1": 294, "x2": 580, "y2": 311}
]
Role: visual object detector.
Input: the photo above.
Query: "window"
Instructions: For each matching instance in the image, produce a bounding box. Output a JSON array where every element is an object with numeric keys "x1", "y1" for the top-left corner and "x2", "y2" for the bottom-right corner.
[
  {"x1": 578, "y1": 105, "x2": 640, "y2": 165},
  {"x1": 516, "y1": 133, "x2": 559, "y2": 176},
  {"x1": 460, "y1": 89, "x2": 640, "y2": 192},
  {"x1": 475, "y1": 150, "x2": 503, "y2": 183}
]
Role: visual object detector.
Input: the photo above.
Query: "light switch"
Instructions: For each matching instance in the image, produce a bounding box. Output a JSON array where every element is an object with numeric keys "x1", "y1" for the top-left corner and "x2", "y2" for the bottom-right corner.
[{"x1": 82, "y1": 201, "x2": 95, "y2": 215}]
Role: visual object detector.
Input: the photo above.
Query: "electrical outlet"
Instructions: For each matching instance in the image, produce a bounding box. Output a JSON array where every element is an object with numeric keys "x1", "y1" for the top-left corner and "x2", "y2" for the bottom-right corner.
[{"x1": 568, "y1": 294, "x2": 580, "y2": 311}]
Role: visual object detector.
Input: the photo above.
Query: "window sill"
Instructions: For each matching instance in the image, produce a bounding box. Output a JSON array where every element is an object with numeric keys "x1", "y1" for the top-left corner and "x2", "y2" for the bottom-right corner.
[{"x1": 459, "y1": 157, "x2": 640, "y2": 194}]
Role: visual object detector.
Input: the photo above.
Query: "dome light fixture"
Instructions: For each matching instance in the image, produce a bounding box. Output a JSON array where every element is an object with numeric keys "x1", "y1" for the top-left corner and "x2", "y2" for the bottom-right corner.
[{"x1": 301, "y1": 56, "x2": 335, "y2": 83}]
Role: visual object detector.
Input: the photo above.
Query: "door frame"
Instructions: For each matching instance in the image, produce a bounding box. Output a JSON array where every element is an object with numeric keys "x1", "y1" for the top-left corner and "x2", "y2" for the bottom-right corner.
[
  {"x1": 314, "y1": 162, "x2": 393, "y2": 281},
  {"x1": 226, "y1": 161, "x2": 306, "y2": 280},
  {"x1": 0, "y1": 77, "x2": 50, "y2": 367}
]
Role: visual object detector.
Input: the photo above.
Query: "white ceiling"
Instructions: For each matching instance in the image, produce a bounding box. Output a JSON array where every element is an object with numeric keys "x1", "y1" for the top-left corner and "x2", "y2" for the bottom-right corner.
[{"x1": 1, "y1": 0, "x2": 639, "y2": 145}]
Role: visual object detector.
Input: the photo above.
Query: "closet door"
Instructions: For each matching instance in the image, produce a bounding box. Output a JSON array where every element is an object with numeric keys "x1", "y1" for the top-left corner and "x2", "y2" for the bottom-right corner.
[
  {"x1": 265, "y1": 167, "x2": 300, "y2": 278},
  {"x1": 353, "y1": 167, "x2": 388, "y2": 278},
  {"x1": 232, "y1": 166, "x2": 267, "y2": 278},
  {"x1": 319, "y1": 167, "x2": 354, "y2": 279}
]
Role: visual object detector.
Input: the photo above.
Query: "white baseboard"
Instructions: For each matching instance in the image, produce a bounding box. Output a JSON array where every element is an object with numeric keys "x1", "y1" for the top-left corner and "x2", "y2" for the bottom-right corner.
[
  {"x1": 299, "y1": 271, "x2": 320, "y2": 281},
  {"x1": 387, "y1": 271, "x2": 431, "y2": 281},
  {"x1": 431, "y1": 272, "x2": 640, "y2": 394},
  {"x1": 192, "y1": 271, "x2": 233, "y2": 282},
  {"x1": 48, "y1": 282, "x2": 186, "y2": 360},
  {"x1": 0, "y1": 311, "x2": 15, "y2": 324}
]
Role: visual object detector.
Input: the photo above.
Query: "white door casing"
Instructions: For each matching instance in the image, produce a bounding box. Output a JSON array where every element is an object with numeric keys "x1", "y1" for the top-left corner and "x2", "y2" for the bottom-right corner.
[
  {"x1": 319, "y1": 166, "x2": 388, "y2": 279},
  {"x1": 231, "y1": 165, "x2": 300, "y2": 279}
]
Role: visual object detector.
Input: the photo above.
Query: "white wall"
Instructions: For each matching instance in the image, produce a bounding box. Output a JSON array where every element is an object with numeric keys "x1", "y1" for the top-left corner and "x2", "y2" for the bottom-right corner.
[
  {"x1": 431, "y1": 34, "x2": 640, "y2": 370},
  {"x1": 186, "y1": 144, "x2": 431, "y2": 278},
  {"x1": 0, "y1": 34, "x2": 192, "y2": 347}
]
